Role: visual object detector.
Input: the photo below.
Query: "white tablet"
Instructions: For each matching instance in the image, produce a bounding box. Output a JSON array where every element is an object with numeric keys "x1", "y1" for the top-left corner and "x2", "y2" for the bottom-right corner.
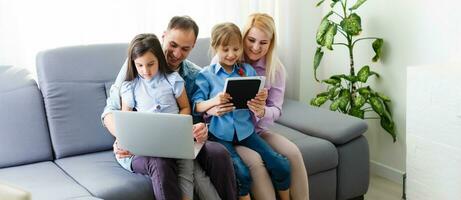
[{"x1": 223, "y1": 76, "x2": 266, "y2": 109}]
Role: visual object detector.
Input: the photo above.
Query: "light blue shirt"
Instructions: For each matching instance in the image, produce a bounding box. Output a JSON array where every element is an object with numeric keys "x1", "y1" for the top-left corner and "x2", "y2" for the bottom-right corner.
[
  {"x1": 121, "y1": 73, "x2": 184, "y2": 114},
  {"x1": 192, "y1": 63, "x2": 257, "y2": 142}
]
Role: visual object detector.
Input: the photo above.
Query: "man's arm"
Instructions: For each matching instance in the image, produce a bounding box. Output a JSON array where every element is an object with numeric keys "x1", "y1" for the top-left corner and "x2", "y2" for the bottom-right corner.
[{"x1": 101, "y1": 59, "x2": 128, "y2": 136}]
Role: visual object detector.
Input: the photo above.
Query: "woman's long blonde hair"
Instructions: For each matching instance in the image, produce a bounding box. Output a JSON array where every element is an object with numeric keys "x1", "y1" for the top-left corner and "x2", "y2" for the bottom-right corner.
[{"x1": 242, "y1": 13, "x2": 285, "y2": 85}]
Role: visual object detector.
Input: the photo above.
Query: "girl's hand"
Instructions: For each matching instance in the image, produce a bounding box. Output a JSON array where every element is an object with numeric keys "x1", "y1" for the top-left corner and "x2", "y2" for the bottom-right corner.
[
  {"x1": 113, "y1": 139, "x2": 133, "y2": 159},
  {"x1": 248, "y1": 88, "x2": 268, "y2": 118},
  {"x1": 206, "y1": 103, "x2": 235, "y2": 116},
  {"x1": 192, "y1": 123, "x2": 208, "y2": 143},
  {"x1": 211, "y1": 92, "x2": 232, "y2": 106}
]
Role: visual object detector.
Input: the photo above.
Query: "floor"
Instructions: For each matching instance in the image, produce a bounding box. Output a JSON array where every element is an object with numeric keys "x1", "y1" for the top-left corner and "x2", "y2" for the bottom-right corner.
[{"x1": 364, "y1": 174, "x2": 403, "y2": 200}]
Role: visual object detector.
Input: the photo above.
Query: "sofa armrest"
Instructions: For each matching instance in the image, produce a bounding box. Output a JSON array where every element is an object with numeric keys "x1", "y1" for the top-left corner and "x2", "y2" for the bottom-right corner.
[{"x1": 276, "y1": 98, "x2": 368, "y2": 145}]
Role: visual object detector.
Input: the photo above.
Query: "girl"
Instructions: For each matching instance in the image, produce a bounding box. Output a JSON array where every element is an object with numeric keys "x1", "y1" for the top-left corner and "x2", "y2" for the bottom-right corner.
[
  {"x1": 192, "y1": 23, "x2": 291, "y2": 200},
  {"x1": 118, "y1": 33, "x2": 193, "y2": 200}
]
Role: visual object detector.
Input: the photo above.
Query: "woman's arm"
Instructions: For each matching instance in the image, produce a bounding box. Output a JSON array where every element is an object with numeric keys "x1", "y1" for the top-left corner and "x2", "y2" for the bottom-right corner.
[{"x1": 176, "y1": 87, "x2": 191, "y2": 115}]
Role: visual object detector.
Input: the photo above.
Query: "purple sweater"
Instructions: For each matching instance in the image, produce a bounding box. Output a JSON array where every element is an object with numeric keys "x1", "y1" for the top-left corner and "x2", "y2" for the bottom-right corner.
[{"x1": 249, "y1": 57, "x2": 286, "y2": 133}]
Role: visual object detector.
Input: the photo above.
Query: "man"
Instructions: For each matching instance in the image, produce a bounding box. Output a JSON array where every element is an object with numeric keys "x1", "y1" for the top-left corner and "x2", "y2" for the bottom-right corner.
[{"x1": 101, "y1": 16, "x2": 237, "y2": 200}]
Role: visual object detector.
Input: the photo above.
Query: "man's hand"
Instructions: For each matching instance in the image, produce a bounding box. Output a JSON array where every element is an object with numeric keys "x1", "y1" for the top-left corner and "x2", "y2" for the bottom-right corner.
[
  {"x1": 248, "y1": 88, "x2": 268, "y2": 118},
  {"x1": 192, "y1": 123, "x2": 208, "y2": 143},
  {"x1": 113, "y1": 139, "x2": 133, "y2": 159}
]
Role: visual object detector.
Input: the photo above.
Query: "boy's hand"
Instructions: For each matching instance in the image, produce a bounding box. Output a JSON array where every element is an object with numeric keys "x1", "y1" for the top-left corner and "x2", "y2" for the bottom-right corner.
[
  {"x1": 211, "y1": 92, "x2": 232, "y2": 106},
  {"x1": 248, "y1": 88, "x2": 268, "y2": 118}
]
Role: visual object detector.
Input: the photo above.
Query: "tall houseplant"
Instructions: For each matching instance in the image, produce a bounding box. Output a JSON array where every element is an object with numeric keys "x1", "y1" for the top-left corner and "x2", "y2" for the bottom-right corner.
[{"x1": 311, "y1": 0, "x2": 396, "y2": 142}]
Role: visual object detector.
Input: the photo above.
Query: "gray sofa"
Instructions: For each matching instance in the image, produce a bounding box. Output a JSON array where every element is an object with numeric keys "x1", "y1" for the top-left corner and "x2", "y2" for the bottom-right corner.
[{"x1": 0, "y1": 38, "x2": 369, "y2": 200}]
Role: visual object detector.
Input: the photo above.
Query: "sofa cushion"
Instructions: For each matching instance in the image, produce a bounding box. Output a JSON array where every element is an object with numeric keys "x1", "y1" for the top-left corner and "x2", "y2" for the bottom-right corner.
[
  {"x1": 270, "y1": 123, "x2": 338, "y2": 175},
  {"x1": 0, "y1": 70, "x2": 53, "y2": 168},
  {"x1": 36, "y1": 44, "x2": 128, "y2": 159},
  {"x1": 0, "y1": 161, "x2": 92, "y2": 200},
  {"x1": 276, "y1": 99, "x2": 368, "y2": 145},
  {"x1": 55, "y1": 151, "x2": 153, "y2": 200},
  {"x1": 39, "y1": 82, "x2": 113, "y2": 158}
]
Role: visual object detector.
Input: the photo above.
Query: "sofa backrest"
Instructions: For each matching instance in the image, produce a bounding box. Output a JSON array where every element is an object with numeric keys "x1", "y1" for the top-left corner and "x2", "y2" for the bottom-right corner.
[
  {"x1": 36, "y1": 44, "x2": 127, "y2": 159},
  {"x1": 0, "y1": 66, "x2": 53, "y2": 168},
  {"x1": 188, "y1": 38, "x2": 211, "y2": 67}
]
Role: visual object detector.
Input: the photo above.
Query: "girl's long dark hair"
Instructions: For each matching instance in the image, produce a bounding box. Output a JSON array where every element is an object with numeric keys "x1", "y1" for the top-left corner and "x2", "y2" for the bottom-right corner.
[{"x1": 125, "y1": 33, "x2": 172, "y2": 81}]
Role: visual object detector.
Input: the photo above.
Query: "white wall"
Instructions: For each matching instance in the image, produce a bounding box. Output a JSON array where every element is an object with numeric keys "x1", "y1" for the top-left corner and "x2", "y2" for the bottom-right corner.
[
  {"x1": 406, "y1": 65, "x2": 461, "y2": 199},
  {"x1": 298, "y1": 0, "x2": 461, "y2": 183}
]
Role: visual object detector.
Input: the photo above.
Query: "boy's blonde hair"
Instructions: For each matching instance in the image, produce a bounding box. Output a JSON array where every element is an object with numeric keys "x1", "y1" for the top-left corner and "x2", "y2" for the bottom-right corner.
[
  {"x1": 242, "y1": 13, "x2": 285, "y2": 84},
  {"x1": 210, "y1": 22, "x2": 243, "y2": 55}
]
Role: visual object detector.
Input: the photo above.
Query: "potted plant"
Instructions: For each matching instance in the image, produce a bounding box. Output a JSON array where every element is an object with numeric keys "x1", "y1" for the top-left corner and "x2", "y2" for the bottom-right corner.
[{"x1": 311, "y1": 0, "x2": 396, "y2": 142}]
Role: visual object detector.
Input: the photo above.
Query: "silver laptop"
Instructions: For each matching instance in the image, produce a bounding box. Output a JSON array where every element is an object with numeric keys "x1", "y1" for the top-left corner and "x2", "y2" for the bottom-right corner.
[{"x1": 112, "y1": 111, "x2": 204, "y2": 159}]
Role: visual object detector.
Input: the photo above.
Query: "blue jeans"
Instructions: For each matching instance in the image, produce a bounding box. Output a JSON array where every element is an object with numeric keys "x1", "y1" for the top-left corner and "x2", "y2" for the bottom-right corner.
[{"x1": 211, "y1": 132, "x2": 291, "y2": 196}]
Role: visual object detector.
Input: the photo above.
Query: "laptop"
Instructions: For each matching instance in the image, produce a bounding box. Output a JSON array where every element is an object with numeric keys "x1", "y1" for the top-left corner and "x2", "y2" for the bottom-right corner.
[{"x1": 112, "y1": 111, "x2": 204, "y2": 159}]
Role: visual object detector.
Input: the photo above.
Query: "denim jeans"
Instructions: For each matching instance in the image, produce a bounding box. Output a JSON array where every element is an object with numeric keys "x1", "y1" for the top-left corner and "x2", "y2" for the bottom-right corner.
[{"x1": 211, "y1": 132, "x2": 291, "y2": 196}]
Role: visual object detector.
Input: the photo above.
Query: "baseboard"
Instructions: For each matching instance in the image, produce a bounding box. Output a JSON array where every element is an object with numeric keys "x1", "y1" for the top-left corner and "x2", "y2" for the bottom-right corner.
[{"x1": 370, "y1": 160, "x2": 404, "y2": 185}]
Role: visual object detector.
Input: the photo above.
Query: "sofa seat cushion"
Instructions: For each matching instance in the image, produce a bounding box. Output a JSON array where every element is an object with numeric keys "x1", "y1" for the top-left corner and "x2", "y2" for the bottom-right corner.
[
  {"x1": 0, "y1": 161, "x2": 92, "y2": 200},
  {"x1": 55, "y1": 151, "x2": 153, "y2": 200},
  {"x1": 270, "y1": 123, "x2": 338, "y2": 175}
]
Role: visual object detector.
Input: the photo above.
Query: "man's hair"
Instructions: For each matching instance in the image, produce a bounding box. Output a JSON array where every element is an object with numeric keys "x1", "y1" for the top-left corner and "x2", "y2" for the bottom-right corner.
[{"x1": 167, "y1": 16, "x2": 199, "y2": 39}]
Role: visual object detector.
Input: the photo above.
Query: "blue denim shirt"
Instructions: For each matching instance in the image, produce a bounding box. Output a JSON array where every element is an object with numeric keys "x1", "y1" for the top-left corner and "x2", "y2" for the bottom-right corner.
[
  {"x1": 101, "y1": 59, "x2": 201, "y2": 123},
  {"x1": 192, "y1": 62, "x2": 257, "y2": 142}
]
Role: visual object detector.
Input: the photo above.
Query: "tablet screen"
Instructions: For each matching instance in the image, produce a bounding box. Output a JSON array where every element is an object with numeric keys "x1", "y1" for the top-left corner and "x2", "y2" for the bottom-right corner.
[{"x1": 224, "y1": 77, "x2": 265, "y2": 109}]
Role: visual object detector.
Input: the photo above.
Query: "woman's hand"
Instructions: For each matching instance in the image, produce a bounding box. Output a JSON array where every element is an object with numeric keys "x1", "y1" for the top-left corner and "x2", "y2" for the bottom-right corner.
[
  {"x1": 113, "y1": 139, "x2": 133, "y2": 159},
  {"x1": 192, "y1": 123, "x2": 208, "y2": 143},
  {"x1": 248, "y1": 88, "x2": 268, "y2": 118}
]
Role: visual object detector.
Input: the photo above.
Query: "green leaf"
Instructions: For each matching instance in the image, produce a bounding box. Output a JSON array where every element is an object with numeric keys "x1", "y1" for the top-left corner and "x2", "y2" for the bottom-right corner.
[
  {"x1": 316, "y1": 12, "x2": 333, "y2": 45},
  {"x1": 377, "y1": 92, "x2": 391, "y2": 102},
  {"x1": 316, "y1": 0, "x2": 325, "y2": 7},
  {"x1": 317, "y1": 91, "x2": 330, "y2": 97},
  {"x1": 322, "y1": 78, "x2": 340, "y2": 85},
  {"x1": 380, "y1": 113, "x2": 396, "y2": 142},
  {"x1": 357, "y1": 65, "x2": 370, "y2": 82},
  {"x1": 349, "y1": 108, "x2": 365, "y2": 119},
  {"x1": 369, "y1": 96, "x2": 384, "y2": 115},
  {"x1": 310, "y1": 96, "x2": 329, "y2": 107},
  {"x1": 340, "y1": 13, "x2": 362, "y2": 36},
  {"x1": 353, "y1": 95, "x2": 367, "y2": 107},
  {"x1": 344, "y1": 75, "x2": 358, "y2": 83},
  {"x1": 358, "y1": 86, "x2": 371, "y2": 97},
  {"x1": 330, "y1": 97, "x2": 342, "y2": 111},
  {"x1": 372, "y1": 38, "x2": 384, "y2": 62},
  {"x1": 325, "y1": 24, "x2": 337, "y2": 50},
  {"x1": 349, "y1": 0, "x2": 367, "y2": 10},
  {"x1": 339, "y1": 89, "x2": 351, "y2": 98},
  {"x1": 370, "y1": 71, "x2": 380, "y2": 78},
  {"x1": 330, "y1": 74, "x2": 347, "y2": 80},
  {"x1": 328, "y1": 87, "x2": 340, "y2": 100},
  {"x1": 338, "y1": 96, "x2": 349, "y2": 111},
  {"x1": 313, "y1": 47, "x2": 324, "y2": 82}
]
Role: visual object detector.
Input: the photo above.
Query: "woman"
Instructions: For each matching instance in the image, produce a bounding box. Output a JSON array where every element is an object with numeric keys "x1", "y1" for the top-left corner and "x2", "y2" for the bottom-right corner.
[{"x1": 237, "y1": 13, "x2": 309, "y2": 200}]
